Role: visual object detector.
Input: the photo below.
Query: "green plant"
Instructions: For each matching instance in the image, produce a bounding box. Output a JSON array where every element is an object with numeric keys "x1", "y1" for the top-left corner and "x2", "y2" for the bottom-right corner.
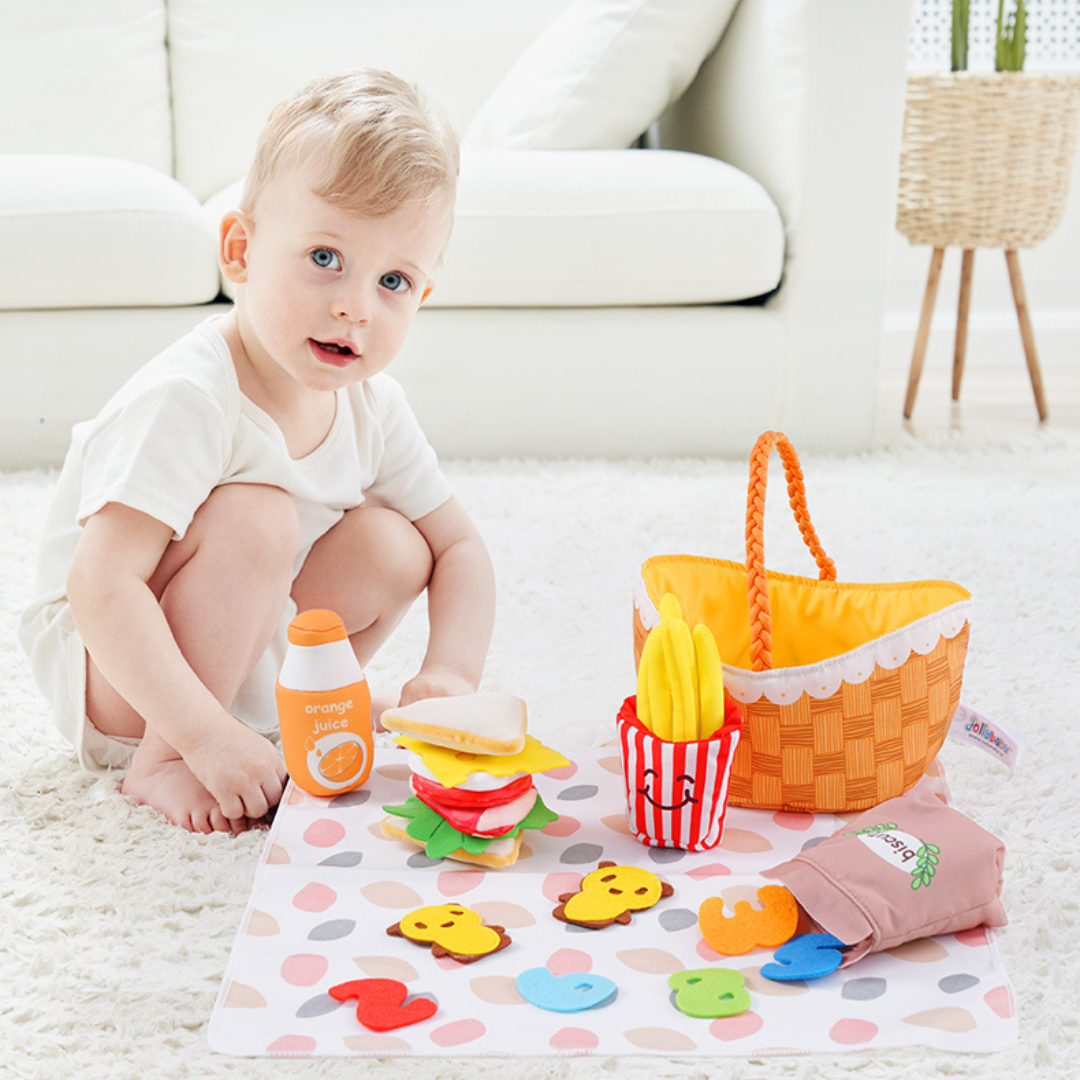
[
  {"x1": 950, "y1": 0, "x2": 1027, "y2": 73},
  {"x1": 995, "y1": 0, "x2": 1027, "y2": 72},
  {"x1": 951, "y1": 0, "x2": 970, "y2": 71}
]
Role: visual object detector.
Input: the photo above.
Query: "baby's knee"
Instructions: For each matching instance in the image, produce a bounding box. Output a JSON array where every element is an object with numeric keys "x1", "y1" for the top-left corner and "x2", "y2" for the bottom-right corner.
[
  {"x1": 200, "y1": 484, "x2": 300, "y2": 571},
  {"x1": 370, "y1": 508, "x2": 434, "y2": 600}
]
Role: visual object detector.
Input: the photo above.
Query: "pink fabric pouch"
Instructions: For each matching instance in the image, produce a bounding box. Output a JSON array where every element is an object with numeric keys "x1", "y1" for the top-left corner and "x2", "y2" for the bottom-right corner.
[{"x1": 763, "y1": 782, "x2": 1007, "y2": 966}]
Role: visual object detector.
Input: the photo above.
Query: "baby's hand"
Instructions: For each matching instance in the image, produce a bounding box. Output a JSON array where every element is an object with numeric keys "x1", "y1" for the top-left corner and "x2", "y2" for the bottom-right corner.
[
  {"x1": 184, "y1": 718, "x2": 287, "y2": 822},
  {"x1": 399, "y1": 666, "x2": 476, "y2": 707}
]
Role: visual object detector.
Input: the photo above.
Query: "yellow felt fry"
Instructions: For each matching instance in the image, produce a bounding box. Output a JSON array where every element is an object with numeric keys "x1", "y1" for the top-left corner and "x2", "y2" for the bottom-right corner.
[
  {"x1": 659, "y1": 593, "x2": 683, "y2": 623},
  {"x1": 646, "y1": 626, "x2": 673, "y2": 740},
  {"x1": 672, "y1": 617, "x2": 698, "y2": 742},
  {"x1": 693, "y1": 623, "x2": 725, "y2": 739},
  {"x1": 636, "y1": 630, "x2": 653, "y2": 731},
  {"x1": 661, "y1": 617, "x2": 695, "y2": 742}
]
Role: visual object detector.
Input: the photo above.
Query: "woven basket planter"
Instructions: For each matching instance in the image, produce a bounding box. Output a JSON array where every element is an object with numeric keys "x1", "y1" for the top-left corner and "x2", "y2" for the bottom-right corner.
[{"x1": 898, "y1": 72, "x2": 1080, "y2": 250}]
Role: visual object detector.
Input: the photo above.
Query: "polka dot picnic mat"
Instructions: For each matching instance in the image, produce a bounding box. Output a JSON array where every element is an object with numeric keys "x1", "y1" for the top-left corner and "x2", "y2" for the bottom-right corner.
[{"x1": 208, "y1": 749, "x2": 1016, "y2": 1058}]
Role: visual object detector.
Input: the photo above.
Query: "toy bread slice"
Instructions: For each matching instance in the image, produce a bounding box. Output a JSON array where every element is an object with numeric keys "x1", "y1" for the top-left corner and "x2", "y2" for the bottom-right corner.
[
  {"x1": 380, "y1": 815, "x2": 524, "y2": 869},
  {"x1": 381, "y1": 691, "x2": 527, "y2": 755}
]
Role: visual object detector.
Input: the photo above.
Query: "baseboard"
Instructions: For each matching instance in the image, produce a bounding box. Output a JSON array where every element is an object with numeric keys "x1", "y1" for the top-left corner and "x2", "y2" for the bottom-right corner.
[{"x1": 882, "y1": 307, "x2": 1080, "y2": 372}]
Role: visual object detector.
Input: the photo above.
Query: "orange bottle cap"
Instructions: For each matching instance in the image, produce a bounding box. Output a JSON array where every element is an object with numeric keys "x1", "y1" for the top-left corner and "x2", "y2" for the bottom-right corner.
[{"x1": 288, "y1": 608, "x2": 348, "y2": 647}]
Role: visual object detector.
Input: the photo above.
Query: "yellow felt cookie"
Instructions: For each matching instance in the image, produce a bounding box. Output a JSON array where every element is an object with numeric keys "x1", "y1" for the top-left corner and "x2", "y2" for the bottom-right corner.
[
  {"x1": 387, "y1": 904, "x2": 511, "y2": 963},
  {"x1": 554, "y1": 861, "x2": 674, "y2": 929},
  {"x1": 698, "y1": 885, "x2": 799, "y2": 956},
  {"x1": 395, "y1": 734, "x2": 569, "y2": 788}
]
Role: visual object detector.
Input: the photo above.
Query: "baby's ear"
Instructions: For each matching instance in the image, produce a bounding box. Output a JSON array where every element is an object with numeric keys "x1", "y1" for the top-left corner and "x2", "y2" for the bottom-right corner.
[{"x1": 219, "y1": 211, "x2": 251, "y2": 284}]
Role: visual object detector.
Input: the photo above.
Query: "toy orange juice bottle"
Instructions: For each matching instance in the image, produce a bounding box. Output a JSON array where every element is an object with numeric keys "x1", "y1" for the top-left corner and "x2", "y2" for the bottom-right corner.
[{"x1": 276, "y1": 609, "x2": 372, "y2": 797}]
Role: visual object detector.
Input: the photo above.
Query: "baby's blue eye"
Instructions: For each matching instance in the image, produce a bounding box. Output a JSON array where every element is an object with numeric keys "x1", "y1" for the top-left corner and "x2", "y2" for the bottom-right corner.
[
  {"x1": 311, "y1": 248, "x2": 341, "y2": 270},
  {"x1": 380, "y1": 272, "x2": 409, "y2": 293}
]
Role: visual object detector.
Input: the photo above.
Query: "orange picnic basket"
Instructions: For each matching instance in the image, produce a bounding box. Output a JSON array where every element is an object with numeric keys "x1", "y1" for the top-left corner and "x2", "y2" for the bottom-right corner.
[{"x1": 632, "y1": 431, "x2": 971, "y2": 813}]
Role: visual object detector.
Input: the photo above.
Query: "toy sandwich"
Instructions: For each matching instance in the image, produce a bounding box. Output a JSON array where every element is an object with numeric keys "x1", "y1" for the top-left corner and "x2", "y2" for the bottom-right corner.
[{"x1": 380, "y1": 691, "x2": 569, "y2": 868}]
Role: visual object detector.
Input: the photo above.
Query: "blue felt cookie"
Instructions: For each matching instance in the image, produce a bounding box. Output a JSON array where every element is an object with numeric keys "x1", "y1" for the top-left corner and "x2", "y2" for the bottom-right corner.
[
  {"x1": 760, "y1": 933, "x2": 846, "y2": 981},
  {"x1": 516, "y1": 967, "x2": 617, "y2": 1013}
]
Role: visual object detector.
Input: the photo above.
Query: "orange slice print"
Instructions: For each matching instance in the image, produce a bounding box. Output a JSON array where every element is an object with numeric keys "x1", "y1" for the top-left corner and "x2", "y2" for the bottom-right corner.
[{"x1": 319, "y1": 740, "x2": 364, "y2": 783}]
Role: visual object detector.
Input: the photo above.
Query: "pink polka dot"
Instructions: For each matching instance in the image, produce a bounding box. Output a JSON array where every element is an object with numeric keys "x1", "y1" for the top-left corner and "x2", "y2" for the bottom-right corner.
[
  {"x1": 686, "y1": 863, "x2": 732, "y2": 881},
  {"x1": 541, "y1": 816, "x2": 580, "y2": 837},
  {"x1": 542, "y1": 871, "x2": 583, "y2": 903},
  {"x1": 437, "y1": 869, "x2": 486, "y2": 897},
  {"x1": 550, "y1": 1027, "x2": 599, "y2": 1051},
  {"x1": 772, "y1": 811, "x2": 814, "y2": 831},
  {"x1": 955, "y1": 926, "x2": 989, "y2": 947},
  {"x1": 266, "y1": 1034, "x2": 316, "y2": 1055},
  {"x1": 985, "y1": 985, "x2": 1015, "y2": 1019},
  {"x1": 292, "y1": 882, "x2": 337, "y2": 912},
  {"x1": 431, "y1": 1018, "x2": 485, "y2": 1047},
  {"x1": 303, "y1": 819, "x2": 346, "y2": 848},
  {"x1": 830, "y1": 1018, "x2": 879, "y2": 1045},
  {"x1": 547, "y1": 949, "x2": 592, "y2": 977},
  {"x1": 709, "y1": 1010, "x2": 764, "y2": 1041},
  {"x1": 696, "y1": 938, "x2": 724, "y2": 963},
  {"x1": 280, "y1": 954, "x2": 329, "y2": 987},
  {"x1": 545, "y1": 762, "x2": 578, "y2": 781}
]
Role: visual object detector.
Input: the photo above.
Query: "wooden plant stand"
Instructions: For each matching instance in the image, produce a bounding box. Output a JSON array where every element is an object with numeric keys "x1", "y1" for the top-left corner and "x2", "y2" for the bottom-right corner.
[{"x1": 903, "y1": 246, "x2": 1048, "y2": 421}]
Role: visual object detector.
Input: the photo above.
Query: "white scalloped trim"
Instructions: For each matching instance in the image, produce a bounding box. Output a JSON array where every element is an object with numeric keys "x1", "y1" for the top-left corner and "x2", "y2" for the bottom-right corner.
[{"x1": 723, "y1": 600, "x2": 972, "y2": 705}]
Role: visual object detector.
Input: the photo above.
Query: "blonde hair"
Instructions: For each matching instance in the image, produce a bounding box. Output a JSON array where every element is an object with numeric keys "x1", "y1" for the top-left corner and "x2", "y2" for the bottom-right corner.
[{"x1": 241, "y1": 69, "x2": 459, "y2": 218}]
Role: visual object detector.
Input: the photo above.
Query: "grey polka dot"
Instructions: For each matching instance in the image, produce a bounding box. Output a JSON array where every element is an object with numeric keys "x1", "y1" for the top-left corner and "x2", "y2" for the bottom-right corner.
[
  {"x1": 296, "y1": 993, "x2": 341, "y2": 1019},
  {"x1": 557, "y1": 784, "x2": 600, "y2": 802},
  {"x1": 842, "y1": 977, "x2": 887, "y2": 1000},
  {"x1": 800, "y1": 836, "x2": 830, "y2": 852},
  {"x1": 319, "y1": 851, "x2": 363, "y2": 867},
  {"x1": 407, "y1": 851, "x2": 443, "y2": 869},
  {"x1": 330, "y1": 789, "x2": 370, "y2": 807},
  {"x1": 560, "y1": 843, "x2": 605, "y2": 865},
  {"x1": 939, "y1": 973, "x2": 980, "y2": 994},
  {"x1": 307, "y1": 919, "x2": 356, "y2": 941},
  {"x1": 648, "y1": 846, "x2": 685, "y2": 865},
  {"x1": 659, "y1": 908, "x2": 698, "y2": 932}
]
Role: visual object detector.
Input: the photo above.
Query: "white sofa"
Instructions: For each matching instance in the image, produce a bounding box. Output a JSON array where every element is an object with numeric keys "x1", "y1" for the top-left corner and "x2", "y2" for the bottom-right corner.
[{"x1": 0, "y1": 0, "x2": 912, "y2": 468}]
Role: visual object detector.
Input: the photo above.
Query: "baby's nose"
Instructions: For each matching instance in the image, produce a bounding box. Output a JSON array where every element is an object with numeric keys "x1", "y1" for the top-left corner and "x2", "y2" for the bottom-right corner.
[{"x1": 334, "y1": 289, "x2": 373, "y2": 324}]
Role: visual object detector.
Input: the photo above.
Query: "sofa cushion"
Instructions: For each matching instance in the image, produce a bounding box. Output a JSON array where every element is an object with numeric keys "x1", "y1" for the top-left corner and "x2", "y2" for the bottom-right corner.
[
  {"x1": 0, "y1": 0, "x2": 172, "y2": 173},
  {"x1": 464, "y1": 0, "x2": 739, "y2": 150},
  {"x1": 440, "y1": 149, "x2": 783, "y2": 306},
  {"x1": 0, "y1": 156, "x2": 220, "y2": 311},
  {"x1": 167, "y1": 0, "x2": 570, "y2": 202},
  {"x1": 204, "y1": 148, "x2": 783, "y2": 308}
]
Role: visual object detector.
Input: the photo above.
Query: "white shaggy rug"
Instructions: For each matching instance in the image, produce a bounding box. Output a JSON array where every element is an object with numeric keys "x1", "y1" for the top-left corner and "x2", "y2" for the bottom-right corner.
[{"x1": 2, "y1": 430, "x2": 1077, "y2": 1078}]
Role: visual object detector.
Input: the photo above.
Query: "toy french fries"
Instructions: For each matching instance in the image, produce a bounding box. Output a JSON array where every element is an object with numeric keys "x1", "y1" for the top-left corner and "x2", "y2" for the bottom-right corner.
[
  {"x1": 635, "y1": 594, "x2": 726, "y2": 740},
  {"x1": 618, "y1": 593, "x2": 742, "y2": 851}
]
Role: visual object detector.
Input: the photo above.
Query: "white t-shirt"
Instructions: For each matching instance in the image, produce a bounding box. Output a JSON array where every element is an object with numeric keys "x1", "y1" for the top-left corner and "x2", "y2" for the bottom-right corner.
[{"x1": 19, "y1": 317, "x2": 452, "y2": 763}]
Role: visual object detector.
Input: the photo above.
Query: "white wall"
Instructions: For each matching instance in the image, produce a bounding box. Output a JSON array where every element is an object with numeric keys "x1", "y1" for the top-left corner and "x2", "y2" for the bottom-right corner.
[{"x1": 884, "y1": 0, "x2": 1080, "y2": 370}]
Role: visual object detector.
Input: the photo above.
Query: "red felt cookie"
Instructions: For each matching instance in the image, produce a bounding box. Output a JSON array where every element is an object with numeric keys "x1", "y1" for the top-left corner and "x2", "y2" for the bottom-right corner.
[{"x1": 329, "y1": 978, "x2": 437, "y2": 1031}]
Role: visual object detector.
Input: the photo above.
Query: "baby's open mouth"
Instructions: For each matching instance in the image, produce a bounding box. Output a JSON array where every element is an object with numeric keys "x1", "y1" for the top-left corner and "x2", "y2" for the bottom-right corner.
[{"x1": 313, "y1": 339, "x2": 355, "y2": 356}]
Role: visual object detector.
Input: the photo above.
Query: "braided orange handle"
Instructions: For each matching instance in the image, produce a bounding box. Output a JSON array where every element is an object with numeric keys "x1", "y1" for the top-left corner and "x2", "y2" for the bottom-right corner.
[{"x1": 745, "y1": 431, "x2": 836, "y2": 671}]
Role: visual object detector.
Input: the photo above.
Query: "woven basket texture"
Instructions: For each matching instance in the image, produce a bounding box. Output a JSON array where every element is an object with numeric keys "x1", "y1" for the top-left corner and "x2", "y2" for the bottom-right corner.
[
  {"x1": 726, "y1": 624, "x2": 969, "y2": 813},
  {"x1": 897, "y1": 72, "x2": 1080, "y2": 249}
]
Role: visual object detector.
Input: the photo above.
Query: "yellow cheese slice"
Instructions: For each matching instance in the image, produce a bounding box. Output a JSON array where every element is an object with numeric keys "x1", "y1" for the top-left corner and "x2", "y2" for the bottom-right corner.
[{"x1": 394, "y1": 734, "x2": 569, "y2": 788}]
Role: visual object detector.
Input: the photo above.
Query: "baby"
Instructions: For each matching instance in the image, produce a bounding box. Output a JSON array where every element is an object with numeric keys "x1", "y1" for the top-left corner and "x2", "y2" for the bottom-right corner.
[{"x1": 18, "y1": 70, "x2": 495, "y2": 835}]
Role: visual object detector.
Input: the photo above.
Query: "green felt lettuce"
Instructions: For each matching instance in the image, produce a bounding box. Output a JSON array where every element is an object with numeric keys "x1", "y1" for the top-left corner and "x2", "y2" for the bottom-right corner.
[{"x1": 382, "y1": 793, "x2": 558, "y2": 860}]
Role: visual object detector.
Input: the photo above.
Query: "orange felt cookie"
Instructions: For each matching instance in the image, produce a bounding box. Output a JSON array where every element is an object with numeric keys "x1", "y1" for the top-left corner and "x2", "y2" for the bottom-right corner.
[
  {"x1": 553, "y1": 861, "x2": 674, "y2": 929},
  {"x1": 698, "y1": 884, "x2": 799, "y2": 956},
  {"x1": 387, "y1": 903, "x2": 511, "y2": 964}
]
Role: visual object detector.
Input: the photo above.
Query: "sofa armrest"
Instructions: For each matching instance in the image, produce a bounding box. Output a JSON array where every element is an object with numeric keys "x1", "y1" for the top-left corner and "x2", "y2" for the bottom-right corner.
[{"x1": 658, "y1": 0, "x2": 913, "y2": 285}]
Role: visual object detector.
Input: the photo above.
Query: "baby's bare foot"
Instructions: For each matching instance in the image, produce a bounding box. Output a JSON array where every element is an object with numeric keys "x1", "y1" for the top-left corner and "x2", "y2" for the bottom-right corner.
[{"x1": 122, "y1": 729, "x2": 251, "y2": 834}]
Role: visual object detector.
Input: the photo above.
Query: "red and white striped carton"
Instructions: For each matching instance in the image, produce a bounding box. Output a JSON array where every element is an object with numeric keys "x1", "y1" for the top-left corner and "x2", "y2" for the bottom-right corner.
[{"x1": 616, "y1": 696, "x2": 743, "y2": 851}]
